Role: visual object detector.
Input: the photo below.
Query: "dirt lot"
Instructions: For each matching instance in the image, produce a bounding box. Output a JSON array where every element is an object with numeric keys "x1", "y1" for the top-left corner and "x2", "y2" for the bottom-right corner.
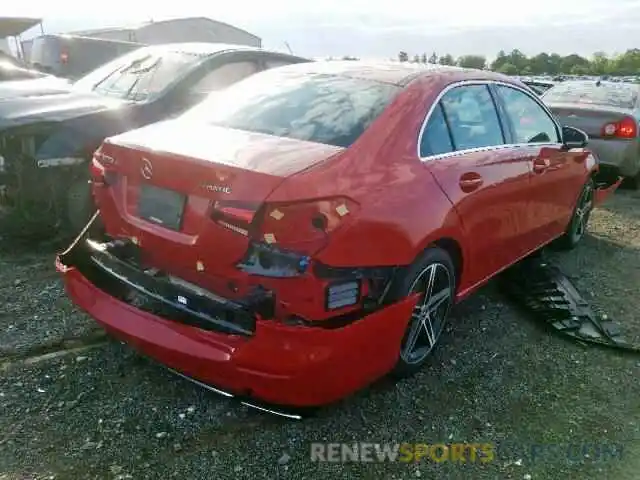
[{"x1": 1, "y1": 190, "x2": 639, "y2": 480}]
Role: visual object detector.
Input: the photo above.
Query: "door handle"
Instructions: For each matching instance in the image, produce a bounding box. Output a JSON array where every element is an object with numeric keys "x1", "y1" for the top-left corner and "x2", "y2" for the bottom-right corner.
[
  {"x1": 459, "y1": 173, "x2": 483, "y2": 192},
  {"x1": 533, "y1": 157, "x2": 551, "y2": 173}
]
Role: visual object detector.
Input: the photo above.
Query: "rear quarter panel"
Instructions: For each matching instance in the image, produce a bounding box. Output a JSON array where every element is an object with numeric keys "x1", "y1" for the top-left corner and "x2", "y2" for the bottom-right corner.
[{"x1": 266, "y1": 75, "x2": 467, "y2": 268}]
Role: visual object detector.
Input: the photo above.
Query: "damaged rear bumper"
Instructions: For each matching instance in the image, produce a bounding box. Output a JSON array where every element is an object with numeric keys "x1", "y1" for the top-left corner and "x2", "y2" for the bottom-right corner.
[
  {"x1": 593, "y1": 174, "x2": 623, "y2": 206},
  {"x1": 55, "y1": 224, "x2": 417, "y2": 410}
]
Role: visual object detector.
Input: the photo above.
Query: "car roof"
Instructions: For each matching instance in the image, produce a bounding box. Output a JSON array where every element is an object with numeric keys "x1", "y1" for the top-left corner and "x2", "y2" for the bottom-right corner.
[
  {"x1": 256, "y1": 60, "x2": 514, "y2": 86},
  {"x1": 139, "y1": 42, "x2": 300, "y2": 58},
  {"x1": 554, "y1": 79, "x2": 639, "y2": 88}
]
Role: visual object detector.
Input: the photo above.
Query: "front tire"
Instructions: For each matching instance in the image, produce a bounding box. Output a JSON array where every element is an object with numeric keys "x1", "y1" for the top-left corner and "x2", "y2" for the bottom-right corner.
[
  {"x1": 389, "y1": 247, "x2": 456, "y2": 378},
  {"x1": 555, "y1": 179, "x2": 594, "y2": 250}
]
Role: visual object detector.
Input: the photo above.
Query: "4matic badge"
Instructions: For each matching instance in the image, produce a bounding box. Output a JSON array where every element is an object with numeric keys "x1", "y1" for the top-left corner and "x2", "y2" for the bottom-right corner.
[{"x1": 201, "y1": 183, "x2": 232, "y2": 194}]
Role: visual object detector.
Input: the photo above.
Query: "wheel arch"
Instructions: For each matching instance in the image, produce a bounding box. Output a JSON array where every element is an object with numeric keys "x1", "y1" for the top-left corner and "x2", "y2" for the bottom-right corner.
[
  {"x1": 430, "y1": 237, "x2": 463, "y2": 291},
  {"x1": 411, "y1": 229, "x2": 466, "y2": 294}
]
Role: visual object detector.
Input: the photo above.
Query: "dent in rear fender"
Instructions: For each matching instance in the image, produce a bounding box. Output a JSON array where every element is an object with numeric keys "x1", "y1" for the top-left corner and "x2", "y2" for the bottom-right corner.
[{"x1": 316, "y1": 175, "x2": 464, "y2": 266}]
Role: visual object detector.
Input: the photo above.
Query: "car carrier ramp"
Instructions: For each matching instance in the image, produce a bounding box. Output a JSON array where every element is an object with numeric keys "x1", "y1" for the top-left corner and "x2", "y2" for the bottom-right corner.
[{"x1": 499, "y1": 251, "x2": 640, "y2": 353}]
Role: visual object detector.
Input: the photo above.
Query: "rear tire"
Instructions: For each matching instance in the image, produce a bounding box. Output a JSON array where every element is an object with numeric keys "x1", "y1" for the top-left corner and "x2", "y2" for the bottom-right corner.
[
  {"x1": 555, "y1": 179, "x2": 594, "y2": 250},
  {"x1": 389, "y1": 247, "x2": 456, "y2": 379}
]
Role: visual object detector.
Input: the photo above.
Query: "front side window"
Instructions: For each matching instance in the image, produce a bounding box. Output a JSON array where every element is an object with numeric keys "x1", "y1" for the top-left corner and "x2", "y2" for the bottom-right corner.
[
  {"x1": 420, "y1": 103, "x2": 453, "y2": 157},
  {"x1": 496, "y1": 85, "x2": 560, "y2": 144},
  {"x1": 440, "y1": 85, "x2": 504, "y2": 150},
  {"x1": 183, "y1": 70, "x2": 400, "y2": 148}
]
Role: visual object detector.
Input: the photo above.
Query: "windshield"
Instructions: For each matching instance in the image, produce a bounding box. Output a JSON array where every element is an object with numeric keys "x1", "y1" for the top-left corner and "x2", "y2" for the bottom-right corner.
[
  {"x1": 183, "y1": 70, "x2": 401, "y2": 148},
  {"x1": 543, "y1": 82, "x2": 639, "y2": 109},
  {"x1": 73, "y1": 48, "x2": 203, "y2": 101}
]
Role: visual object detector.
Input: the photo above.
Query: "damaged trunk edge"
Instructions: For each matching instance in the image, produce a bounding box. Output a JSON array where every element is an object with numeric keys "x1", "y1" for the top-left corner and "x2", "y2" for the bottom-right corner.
[
  {"x1": 58, "y1": 213, "x2": 411, "y2": 334},
  {"x1": 0, "y1": 125, "x2": 89, "y2": 239}
]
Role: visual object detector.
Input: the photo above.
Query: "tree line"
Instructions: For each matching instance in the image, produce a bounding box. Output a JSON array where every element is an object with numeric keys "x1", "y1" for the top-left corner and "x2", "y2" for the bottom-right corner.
[
  {"x1": 395, "y1": 49, "x2": 640, "y2": 76},
  {"x1": 337, "y1": 49, "x2": 640, "y2": 76}
]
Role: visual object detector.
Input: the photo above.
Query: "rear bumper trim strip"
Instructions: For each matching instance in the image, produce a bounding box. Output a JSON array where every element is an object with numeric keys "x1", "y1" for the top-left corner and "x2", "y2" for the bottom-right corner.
[{"x1": 165, "y1": 367, "x2": 303, "y2": 420}]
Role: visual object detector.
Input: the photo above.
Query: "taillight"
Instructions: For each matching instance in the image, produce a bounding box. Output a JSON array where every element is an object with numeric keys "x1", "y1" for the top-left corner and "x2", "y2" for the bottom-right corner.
[
  {"x1": 212, "y1": 196, "x2": 358, "y2": 255},
  {"x1": 601, "y1": 117, "x2": 638, "y2": 139},
  {"x1": 90, "y1": 157, "x2": 105, "y2": 183},
  {"x1": 255, "y1": 197, "x2": 358, "y2": 255},
  {"x1": 90, "y1": 149, "x2": 117, "y2": 187}
]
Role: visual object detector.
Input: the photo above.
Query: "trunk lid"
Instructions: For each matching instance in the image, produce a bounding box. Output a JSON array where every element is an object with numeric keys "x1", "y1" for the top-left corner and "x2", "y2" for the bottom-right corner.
[
  {"x1": 98, "y1": 121, "x2": 343, "y2": 280},
  {"x1": 547, "y1": 102, "x2": 636, "y2": 139}
]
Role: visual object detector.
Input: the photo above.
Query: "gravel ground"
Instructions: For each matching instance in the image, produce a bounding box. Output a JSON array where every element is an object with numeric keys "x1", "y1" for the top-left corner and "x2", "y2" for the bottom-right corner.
[{"x1": 1, "y1": 190, "x2": 639, "y2": 480}]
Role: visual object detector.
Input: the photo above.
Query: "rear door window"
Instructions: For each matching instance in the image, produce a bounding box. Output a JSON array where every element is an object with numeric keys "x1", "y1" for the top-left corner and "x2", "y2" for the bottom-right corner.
[
  {"x1": 495, "y1": 85, "x2": 560, "y2": 144},
  {"x1": 440, "y1": 84, "x2": 505, "y2": 150},
  {"x1": 420, "y1": 103, "x2": 453, "y2": 157}
]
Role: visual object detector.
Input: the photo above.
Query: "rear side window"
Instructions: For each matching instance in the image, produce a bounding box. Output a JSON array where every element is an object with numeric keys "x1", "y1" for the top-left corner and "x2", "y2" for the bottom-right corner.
[
  {"x1": 264, "y1": 59, "x2": 297, "y2": 69},
  {"x1": 420, "y1": 103, "x2": 453, "y2": 157},
  {"x1": 185, "y1": 71, "x2": 400, "y2": 148},
  {"x1": 190, "y1": 61, "x2": 260, "y2": 93},
  {"x1": 440, "y1": 84, "x2": 505, "y2": 150},
  {"x1": 543, "y1": 82, "x2": 639, "y2": 109},
  {"x1": 495, "y1": 85, "x2": 560, "y2": 144}
]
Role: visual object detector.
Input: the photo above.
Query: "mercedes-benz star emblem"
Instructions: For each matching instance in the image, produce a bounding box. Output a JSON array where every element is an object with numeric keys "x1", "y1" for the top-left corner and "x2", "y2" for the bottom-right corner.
[{"x1": 141, "y1": 158, "x2": 153, "y2": 180}]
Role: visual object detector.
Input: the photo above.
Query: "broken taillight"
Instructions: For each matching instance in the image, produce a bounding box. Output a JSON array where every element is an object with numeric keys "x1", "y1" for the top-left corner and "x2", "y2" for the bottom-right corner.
[
  {"x1": 212, "y1": 196, "x2": 358, "y2": 255},
  {"x1": 255, "y1": 197, "x2": 359, "y2": 255},
  {"x1": 90, "y1": 149, "x2": 117, "y2": 188}
]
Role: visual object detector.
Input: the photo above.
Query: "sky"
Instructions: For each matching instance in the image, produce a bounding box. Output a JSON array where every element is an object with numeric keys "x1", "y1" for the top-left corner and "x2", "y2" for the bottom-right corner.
[{"x1": 4, "y1": 0, "x2": 640, "y2": 60}]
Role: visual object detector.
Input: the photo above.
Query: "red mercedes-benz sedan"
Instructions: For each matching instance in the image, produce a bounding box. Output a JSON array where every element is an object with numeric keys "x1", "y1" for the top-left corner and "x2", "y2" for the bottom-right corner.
[{"x1": 56, "y1": 62, "x2": 620, "y2": 416}]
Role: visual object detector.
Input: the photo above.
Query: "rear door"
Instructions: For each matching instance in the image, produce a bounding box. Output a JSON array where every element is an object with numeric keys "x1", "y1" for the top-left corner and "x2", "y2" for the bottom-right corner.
[
  {"x1": 493, "y1": 83, "x2": 587, "y2": 245},
  {"x1": 421, "y1": 83, "x2": 532, "y2": 286}
]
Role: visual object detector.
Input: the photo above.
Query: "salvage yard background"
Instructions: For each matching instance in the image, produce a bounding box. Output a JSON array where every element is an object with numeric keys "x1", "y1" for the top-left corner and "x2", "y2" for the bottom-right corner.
[{"x1": 1, "y1": 190, "x2": 639, "y2": 479}]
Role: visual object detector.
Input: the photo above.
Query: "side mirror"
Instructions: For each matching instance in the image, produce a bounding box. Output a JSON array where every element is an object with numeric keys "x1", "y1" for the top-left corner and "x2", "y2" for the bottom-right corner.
[{"x1": 562, "y1": 125, "x2": 589, "y2": 149}]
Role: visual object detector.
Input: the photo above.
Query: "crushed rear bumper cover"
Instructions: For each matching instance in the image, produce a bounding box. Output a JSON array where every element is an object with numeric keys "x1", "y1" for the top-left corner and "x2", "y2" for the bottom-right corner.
[
  {"x1": 593, "y1": 174, "x2": 623, "y2": 206},
  {"x1": 56, "y1": 216, "x2": 417, "y2": 412}
]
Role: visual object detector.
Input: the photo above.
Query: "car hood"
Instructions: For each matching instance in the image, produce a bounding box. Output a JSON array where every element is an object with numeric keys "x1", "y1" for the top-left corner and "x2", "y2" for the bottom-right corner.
[
  {"x1": 0, "y1": 91, "x2": 129, "y2": 129},
  {"x1": 0, "y1": 76, "x2": 73, "y2": 100}
]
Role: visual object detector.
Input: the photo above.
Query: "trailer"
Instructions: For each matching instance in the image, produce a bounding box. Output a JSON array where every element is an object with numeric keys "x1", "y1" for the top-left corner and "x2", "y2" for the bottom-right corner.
[
  {"x1": 0, "y1": 17, "x2": 43, "y2": 62},
  {"x1": 27, "y1": 34, "x2": 145, "y2": 79}
]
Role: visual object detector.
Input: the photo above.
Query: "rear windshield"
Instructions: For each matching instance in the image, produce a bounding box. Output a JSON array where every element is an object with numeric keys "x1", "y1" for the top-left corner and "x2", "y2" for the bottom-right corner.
[
  {"x1": 74, "y1": 48, "x2": 203, "y2": 101},
  {"x1": 543, "y1": 82, "x2": 639, "y2": 109},
  {"x1": 183, "y1": 71, "x2": 401, "y2": 148}
]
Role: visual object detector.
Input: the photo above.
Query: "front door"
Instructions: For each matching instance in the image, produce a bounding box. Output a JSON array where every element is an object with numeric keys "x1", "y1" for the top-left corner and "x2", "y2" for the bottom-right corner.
[{"x1": 492, "y1": 83, "x2": 588, "y2": 244}]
